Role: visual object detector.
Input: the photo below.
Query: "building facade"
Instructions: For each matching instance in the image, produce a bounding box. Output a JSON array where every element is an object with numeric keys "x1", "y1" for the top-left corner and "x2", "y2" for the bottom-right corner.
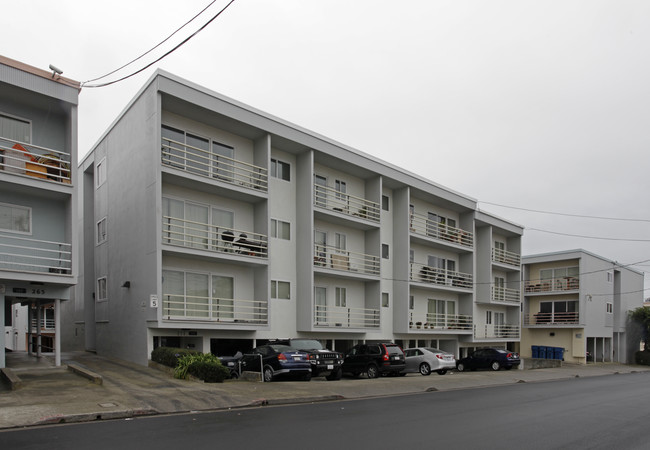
[
  {"x1": 0, "y1": 55, "x2": 79, "y2": 368},
  {"x1": 521, "y1": 249, "x2": 644, "y2": 364},
  {"x1": 66, "y1": 70, "x2": 523, "y2": 365}
]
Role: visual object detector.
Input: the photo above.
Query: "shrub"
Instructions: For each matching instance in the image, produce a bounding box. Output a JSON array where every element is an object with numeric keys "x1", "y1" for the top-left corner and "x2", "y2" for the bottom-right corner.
[
  {"x1": 635, "y1": 350, "x2": 650, "y2": 365},
  {"x1": 151, "y1": 347, "x2": 197, "y2": 368},
  {"x1": 174, "y1": 352, "x2": 230, "y2": 383}
]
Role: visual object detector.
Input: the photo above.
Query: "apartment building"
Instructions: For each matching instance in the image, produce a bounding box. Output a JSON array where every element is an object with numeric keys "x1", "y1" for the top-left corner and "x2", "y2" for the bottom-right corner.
[
  {"x1": 0, "y1": 55, "x2": 79, "y2": 368},
  {"x1": 521, "y1": 249, "x2": 644, "y2": 364},
  {"x1": 66, "y1": 70, "x2": 523, "y2": 366}
]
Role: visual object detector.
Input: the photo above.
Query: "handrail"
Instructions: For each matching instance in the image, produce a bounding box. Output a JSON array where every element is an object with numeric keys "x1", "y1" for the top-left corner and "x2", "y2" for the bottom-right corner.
[
  {"x1": 474, "y1": 324, "x2": 520, "y2": 339},
  {"x1": 313, "y1": 304, "x2": 380, "y2": 328},
  {"x1": 313, "y1": 183, "x2": 380, "y2": 222},
  {"x1": 524, "y1": 312, "x2": 579, "y2": 325},
  {"x1": 524, "y1": 277, "x2": 579, "y2": 293},
  {"x1": 161, "y1": 137, "x2": 268, "y2": 192},
  {"x1": 0, "y1": 234, "x2": 72, "y2": 274},
  {"x1": 162, "y1": 294, "x2": 268, "y2": 324},
  {"x1": 491, "y1": 247, "x2": 521, "y2": 266},
  {"x1": 409, "y1": 312, "x2": 473, "y2": 330},
  {"x1": 491, "y1": 286, "x2": 521, "y2": 303},
  {"x1": 162, "y1": 216, "x2": 268, "y2": 258},
  {"x1": 409, "y1": 212, "x2": 473, "y2": 248},
  {"x1": 0, "y1": 137, "x2": 71, "y2": 184},
  {"x1": 313, "y1": 244, "x2": 379, "y2": 275},
  {"x1": 409, "y1": 262, "x2": 473, "y2": 289}
]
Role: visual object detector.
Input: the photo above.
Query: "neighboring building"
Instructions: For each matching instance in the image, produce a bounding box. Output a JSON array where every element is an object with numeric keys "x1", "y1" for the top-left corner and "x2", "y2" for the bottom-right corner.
[
  {"x1": 66, "y1": 70, "x2": 523, "y2": 366},
  {"x1": 521, "y1": 249, "x2": 644, "y2": 364},
  {"x1": 0, "y1": 55, "x2": 80, "y2": 368}
]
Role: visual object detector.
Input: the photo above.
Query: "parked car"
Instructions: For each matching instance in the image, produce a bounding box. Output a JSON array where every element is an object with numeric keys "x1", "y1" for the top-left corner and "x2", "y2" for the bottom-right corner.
[
  {"x1": 239, "y1": 344, "x2": 312, "y2": 381},
  {"x1": 342, "y1": 343, "x2": 406, "y2": 378},
  {"x1": 404, "y1": 347, "x2": 456, "y2": 375},
  {"x1": 456, "y1": 348, "x2": 520, "y2": 372},
  {"x1": 217, "y1": 351, "x2": 243, "y2": 379},
  {"x1": 271, "y1": 338, "x2": 344, "y2": 380}
]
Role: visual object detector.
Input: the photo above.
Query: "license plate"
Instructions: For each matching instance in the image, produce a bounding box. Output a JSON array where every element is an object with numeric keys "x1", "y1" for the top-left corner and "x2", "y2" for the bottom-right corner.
[
  {"x1": 394, "y1": 356, "x2": 401, "y2": 360},
  {"x1": 293, "y1": 356, "x2": 302, "y2": 361},
  {"x1": 327, "y1": 365, "x2": 333, "y2": 370}
]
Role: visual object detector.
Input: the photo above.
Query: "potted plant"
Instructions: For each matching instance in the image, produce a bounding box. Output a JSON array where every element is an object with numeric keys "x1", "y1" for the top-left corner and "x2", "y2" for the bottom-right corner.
[{"x1": 416, "y1": 321, "x2": 422, "y2": 329}]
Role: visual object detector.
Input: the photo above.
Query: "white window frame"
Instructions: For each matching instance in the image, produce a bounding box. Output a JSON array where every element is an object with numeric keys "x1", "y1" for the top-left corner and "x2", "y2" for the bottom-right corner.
[
  {"x1": 0, "y1": 111, "x2": 32, "y2": 143},
  {"x1": 97, "y1": 277, "x2": 108, "y2": 302},
  {"x1": 382, "y1": 292, "x2": 389, "y2": 308},
  {"x1": 96, "y1": 217, "x2": 107, "y2": 245},
  {"x1": 96, "y1": 157, "x2": 107, "y2": 188},
  {"x1": 382, "y1": 243, "x2": 389, "y2": 259},
  {"x1": 270, "y1": 158, "x2": 290, "y2": 181},
  {"x1": 382, "y1": 195, "x2": 389, "y2": 211},
  {"x1": 607, "y1": 271, "x2": 613, "y2": 283},
  {"x1": 271, "y1": 218, "x2": 291, "y2": 240},
  {"x1": 335, "y1": 287, "x2": 347, "y2": 307},
  {"x1": 271, "y1": 280, "x2": 291, "y2": 300},
  {"x1": 606, "y1": 302, "x2": 613, "y2": 314},
  {"x1": 0, "y1": 202, "x2": 32, "y2": 235}
]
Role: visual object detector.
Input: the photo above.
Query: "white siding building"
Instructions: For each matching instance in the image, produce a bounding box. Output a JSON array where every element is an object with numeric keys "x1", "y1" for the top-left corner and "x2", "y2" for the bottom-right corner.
[{"x1": 66, "y1": 70, "x2": 523, "y2": 365}]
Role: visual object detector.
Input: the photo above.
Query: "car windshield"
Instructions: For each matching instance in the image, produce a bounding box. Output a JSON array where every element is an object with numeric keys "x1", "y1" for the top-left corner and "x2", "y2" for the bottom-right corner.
[
  {"x1": 385, "y1": 345, "x2": 403, "y2": 355},
  {"x1": 289, "y1": 339, "x2": 324, "y2": 351},
  {"x1": 424, "y1": 348, "x2": 443, "y2": 354},
  {"x1": 268, "y1": 344, "x2": 294, "y2": 353}
]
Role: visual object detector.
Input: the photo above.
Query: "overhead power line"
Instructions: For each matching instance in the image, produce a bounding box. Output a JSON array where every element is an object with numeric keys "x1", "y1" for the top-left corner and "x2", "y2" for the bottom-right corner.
[
  {"x1": 527, "y1": 228, "x2": 650, "y2": 242},
  {"x1": 83, "y1": 0, "x2": 236, "y2": 88},
  {"x1": 480, "y1": 201, "x2": 650, "y2": 223}
]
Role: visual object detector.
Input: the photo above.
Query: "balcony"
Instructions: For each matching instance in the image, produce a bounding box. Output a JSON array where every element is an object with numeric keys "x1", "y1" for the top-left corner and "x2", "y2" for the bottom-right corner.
[
  {"x1": 491, "y1": 286, "x2": 521, "y2": 304},
  {"x1": 525, "y1": 277, "x2": 579, "y2": 293},
  {"x1": 409, "y1": 313, "x2": 473, "y2": 332},
  {"x1": 474, "y1": 324, "x2": 520, "y2": 339},
  {"x1": 313, "y1": 183, "x2": 380, "y2": 223},
  {"x1": 410, "y1": 262, "x2": 473, "y2": 290},
  {"x1": 491, "y1": 247, "x2": 520, "y2": 267},
  {"x1": 524, "y1": 312, "x2": 580, "y2": 326},
  {"x1": 0, "y1": 138, "x2": 71, "y2": 185},
  {"x1": 0, "y1": 234, "x2": 71, "y2": 275},
  {"x1": 162, "y1": 294, "x2": 268, "y2": 325},
  {"x1": 313, "y1": 305, "x2": 380, "y2": 329},
  {"x1": 409, "y1": 212, "x2": 473, "y2": 249},
  {"x1": 314, "y1": 245, "x2": 379, "y2": 276},
  {"x1": 161, "y1": 137, "x2": 268, "y2": 192},
  {"x1": 163, "y1": 216, "x2": 267, "y2": 258}
]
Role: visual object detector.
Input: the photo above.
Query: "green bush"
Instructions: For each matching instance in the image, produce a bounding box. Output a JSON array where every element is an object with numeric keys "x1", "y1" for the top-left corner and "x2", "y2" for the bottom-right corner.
[
  {"x1": 635, "y1": 350, "x2": 650, "y2": 365},
  {"x1": 174, "y1": 352, "x2": 229, "y2": 383},
  {"x1": 151, "y1": 347, "x2": 197, "y2": 368}
]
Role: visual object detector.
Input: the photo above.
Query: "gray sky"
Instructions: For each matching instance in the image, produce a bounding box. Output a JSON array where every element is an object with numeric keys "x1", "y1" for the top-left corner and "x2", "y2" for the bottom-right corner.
[{"x1": 4, "y1": 0, "x2": 649, "y2": 293}]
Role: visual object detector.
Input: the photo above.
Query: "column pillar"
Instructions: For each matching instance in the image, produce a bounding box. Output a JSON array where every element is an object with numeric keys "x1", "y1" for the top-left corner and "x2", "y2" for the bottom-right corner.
[
  {"x1": 55, "y1": 299, "x2": 61, "y2": 366},
  {"x1": 36, "y1": 303, "x2": 42, "y2": 358}
]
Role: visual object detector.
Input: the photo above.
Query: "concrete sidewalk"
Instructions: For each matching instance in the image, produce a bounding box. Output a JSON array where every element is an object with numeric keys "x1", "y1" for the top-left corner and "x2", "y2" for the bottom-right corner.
[{"x1": 1, "y1": 351, "x2": 649, "y2": 430}]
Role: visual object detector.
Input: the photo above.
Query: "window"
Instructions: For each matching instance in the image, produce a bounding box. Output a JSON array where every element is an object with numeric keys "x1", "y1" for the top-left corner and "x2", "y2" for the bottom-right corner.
[
  {"x1": 494, "y1": 241, "x2": 505, "y2": 251},
  {"x1": 335, "y1": 179, "x2": 347, "y2": 201},
  {"x1": 607, "y1": 272, "x2": 613, "y2": 283},
  {"x1": 212, "y1": 141, "x2": 234, "y2": 181},
  {"x1": 96, "y1": 157, "x2": 106, "y2": 187},
  {"x1": 271, "y1": 280, "x2": 291, "y2": 300},
  {"x1": 606, "y1": 302, "x2": 613, "y2": 313},
  {"x1": 382, "y1": 244, "x2": 389, "y2": 259},
  {"x1": 271, "y1": 219, "x2": 291, "y2": 240},
  {"x1": 97, "y1": 277, "x2": 107, "y2": 302},
  {"x1": 382, "y1": 195, "x2": 389, "y2": 211},
  {"x1": 0, "y1": 113, "x2": 31, "y2": 143},
  {"x1": 335, "y1": 287, "x2": 346, "y2": 307},
  {"x1": 0, "y1": 202, "x2": 31, "y2": 234},
  {"x1": 486, "y1": 310, "x2": 493, "y2": 325},
  {"x1": 271, "y1": 158, "x2": 290, "y2": 181},
  {"x1": 97, "y1": 217, "x2": 107, "y2": 244},
  {"x1": 382, "y1": 292, "x2": 389, "y2": 308},
  {"x1": 409, "y1": 295, "x2": 414, "y2": 310},
  {"x1": 409, "y1": 249, "x2": 414, "y2": 263},
  {"x1": 212, "y1": 275, "x2": 234, "y2": 318}
]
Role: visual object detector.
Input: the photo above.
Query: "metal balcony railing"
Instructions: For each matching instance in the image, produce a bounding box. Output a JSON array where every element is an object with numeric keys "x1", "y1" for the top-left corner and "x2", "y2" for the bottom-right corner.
[
  {"x1": 491, "y1": 247, "x2": 521, "y2": 267},
  {"x1": 409, "y1": 313, "x2": 473, "y2": 331},
  {"x1": 313, "y1": 304, "x2": 380, "y2": 329},
  {"x1": 313, "y1": 183, "x2": 380, "y2": 222},
  {"x1": 31, "y1": 317, "x2": 55, "y2": 330},
  {"x1": 525, "y1": 277, "x2": 579, "y2": 293},
  {"x1": 314, "y1": 245, "x2": 380, "y2": 276},
  {"x1": 491, "y1": 286, "x2": 521, "y2": 303},
  {"x1": 409, "y1": 212, "x2": 473, "y2": 249},
  {"x1": 163, "y1": 216, "x2": 268, "y2": 258},
  {"x1": 162, "y1": 294, "x2": 268, "y2": 324},
  {"x1": 474, "y1": 324, "x2": 520, "y2": 339},
  {"x1": 524, "y1": 312, "x2": 580, "y2": 325},
  {"x1": 0, "y1": 234, "x2": 72, "y2": 274},
  {"x1": 409, "y1": 262, "x2": 473, "y2": 289},
  {"x1": 0, "y1": 137, "x2": 71, "y2": 184},
  {"x1": 161, "y1": 137, "x2": 268, "y2": 192}
]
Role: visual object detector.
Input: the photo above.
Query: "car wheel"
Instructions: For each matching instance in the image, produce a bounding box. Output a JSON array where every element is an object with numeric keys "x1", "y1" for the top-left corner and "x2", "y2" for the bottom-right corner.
[
  {"x1": 490, "y1": 361, "x2": 501, "y2": 371},
  {"x1": 419, "y1": 362, "x2": 431, "y2": 376},
  {"x1": 457, "y1": 362, "x2": 466, "y2": 372},
  {"x1": 366, "y1": 364, "x2": 379, "y2": 379},
  {"x1": 326, "y1": 367, "x2": 342, "y2": 381},
  {"x1": 263, "y1": 365, "x2": 274, "y2": 382},
  {"x1": 436, "y1": 369, "x2": 447, "y2": 375}
]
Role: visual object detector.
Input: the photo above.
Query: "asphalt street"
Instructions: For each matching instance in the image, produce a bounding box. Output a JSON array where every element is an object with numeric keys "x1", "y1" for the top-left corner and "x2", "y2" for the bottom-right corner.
[{"x1": 2, "y1": 371, "x2": 650, "y2": 450}]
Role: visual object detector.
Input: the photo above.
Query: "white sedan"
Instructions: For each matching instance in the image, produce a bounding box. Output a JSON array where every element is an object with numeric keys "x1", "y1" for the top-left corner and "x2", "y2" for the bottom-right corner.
[{"x1": 403, "y1": 347, "x2": 456, "y2": 375}]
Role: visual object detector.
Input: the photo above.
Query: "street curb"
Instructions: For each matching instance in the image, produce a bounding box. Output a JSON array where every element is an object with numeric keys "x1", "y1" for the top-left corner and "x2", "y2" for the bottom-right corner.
[
  {"x1": 33, "y1": 408, "x2": 157, "y2": 426},
  {"x1": 248, "y1": 395, "x2": 345, "y2": 406}
]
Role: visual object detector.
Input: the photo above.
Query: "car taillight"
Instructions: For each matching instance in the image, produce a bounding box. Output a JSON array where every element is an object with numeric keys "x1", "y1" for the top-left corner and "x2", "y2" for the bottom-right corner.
[
  {"x1": 383, "y1": 353, "x2": 390, "y2": 361},
  {"x1": 436, "y1": 354, "x2": 444, "y2": 360},
  {"x1": 309, "y1": 354, "x2": 316, "y2": 360},
  {"x1": 278, "y1": 353, "x2": 287, "y2": 361},
  {"x1": 506, "y1": 353, "x2": 513, "y2": 358}
]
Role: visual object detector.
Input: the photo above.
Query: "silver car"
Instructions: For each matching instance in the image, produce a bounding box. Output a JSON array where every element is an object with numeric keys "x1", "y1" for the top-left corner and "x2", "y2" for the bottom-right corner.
[{"x1": 404, "y1": 347, "x2": 456, "y2": 375}]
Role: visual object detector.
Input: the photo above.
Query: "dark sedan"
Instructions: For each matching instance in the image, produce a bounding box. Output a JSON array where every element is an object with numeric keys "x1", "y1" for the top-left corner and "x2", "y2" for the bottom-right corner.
[
  {"x1": 456, "y1": 348, "x2": 520, "y2": 372},
  {"x1": 239, "y1": 344, "x2": 312, "y2": 381}
]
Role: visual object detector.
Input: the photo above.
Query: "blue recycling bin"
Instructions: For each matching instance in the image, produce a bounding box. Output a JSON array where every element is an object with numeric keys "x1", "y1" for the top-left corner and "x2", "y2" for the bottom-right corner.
[
  {"x1": 538, "y1": 346, "x2": 547, "y2": 359},
  {"x1": 546, "y1": 347, "x2": 555, "y2": 359},
  {"x1": 554, "y1": 347, "x2": 564, "y2": 360},
  {"x1": 531, "y1": 345, "x2": 539, "y2": 359}
]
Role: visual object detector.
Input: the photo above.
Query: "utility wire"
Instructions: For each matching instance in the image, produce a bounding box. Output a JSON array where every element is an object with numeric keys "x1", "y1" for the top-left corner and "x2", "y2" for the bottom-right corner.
[
  {"x1": 83, "y1": 0, "x2": 220, "y2": 85},
  {"x1": 83, "y1": 0, "x2": 236, "y2": 88},
  {"x1": 480, "y1": 201, "x2": 650, "y2": 223},
  {"x1": 526, "y1": 228, "x2": 650, "y2": 242}
]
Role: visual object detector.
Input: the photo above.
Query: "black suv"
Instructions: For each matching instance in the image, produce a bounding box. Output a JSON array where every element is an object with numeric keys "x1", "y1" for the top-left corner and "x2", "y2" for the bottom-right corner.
[
  {"x1": 342, "y1": 343, "x2": 406, "y2": 378},
  {"x1": 271, "y1": 338, "x2": 344, "y2": 381}
]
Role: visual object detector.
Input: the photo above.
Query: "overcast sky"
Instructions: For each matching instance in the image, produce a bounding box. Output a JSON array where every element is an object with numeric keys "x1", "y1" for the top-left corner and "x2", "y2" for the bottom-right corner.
[{"x1": 4, "y1": 1, "x2": 649, "y2": 294}]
